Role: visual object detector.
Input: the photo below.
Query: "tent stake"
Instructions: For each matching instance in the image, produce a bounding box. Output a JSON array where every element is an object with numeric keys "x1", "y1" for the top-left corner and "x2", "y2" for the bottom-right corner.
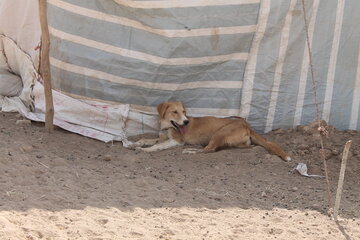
[
  {"x1": 333, "y1": 140, "x2": 352, "y2": 220},
  {"x1": 38, "y1": 0, "x2": 54, "y2": 132}
]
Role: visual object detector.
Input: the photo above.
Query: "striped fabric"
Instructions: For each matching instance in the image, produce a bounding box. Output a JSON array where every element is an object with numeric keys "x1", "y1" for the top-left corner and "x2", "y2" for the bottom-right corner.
[
  {"x1": 48, "y1": 0, "x2": 360, "y2": 132},
  {"x1": 240, "y1": 0, "x2": 360, "y2": 132},
  {"x1": 47, "y1": 0, "x2": 260, "y2": 116}
]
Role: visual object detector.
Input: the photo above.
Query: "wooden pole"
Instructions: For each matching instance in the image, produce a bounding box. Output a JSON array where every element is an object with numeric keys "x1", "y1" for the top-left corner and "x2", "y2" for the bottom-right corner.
[
  {"x1": 333, "y1": 140, "x2": 352, "y2": 220},
  {"x1": 38, "y1": 0, "x2": 54, "y2": 132}
]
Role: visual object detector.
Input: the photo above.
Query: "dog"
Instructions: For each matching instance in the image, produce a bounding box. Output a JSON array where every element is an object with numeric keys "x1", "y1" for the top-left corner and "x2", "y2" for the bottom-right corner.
[{"x1": 133, "y1": 101, "x2": 291, "y2": 161}]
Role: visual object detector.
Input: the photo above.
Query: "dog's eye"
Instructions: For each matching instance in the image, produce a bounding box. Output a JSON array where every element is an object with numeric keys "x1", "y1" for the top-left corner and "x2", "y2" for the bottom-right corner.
[{"x1": 173, "y1": 111, "x2": 178, "y2": 114}]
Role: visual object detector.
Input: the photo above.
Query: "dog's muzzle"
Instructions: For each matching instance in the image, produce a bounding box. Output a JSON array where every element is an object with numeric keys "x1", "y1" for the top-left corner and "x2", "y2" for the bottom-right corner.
[{"x1": 170, "y1": 120, "x2": 188, "y2": 134}]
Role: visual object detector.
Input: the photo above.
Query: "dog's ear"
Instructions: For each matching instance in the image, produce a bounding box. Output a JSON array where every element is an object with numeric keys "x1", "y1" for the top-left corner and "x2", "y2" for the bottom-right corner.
[
  {"x1": 180, "y1": 102, "x2": 187, "y2": 113},
  {"x1": 157, "y1": 102, "x2": 170, "y2": 119},
  {"x1": 177, "y1": 101, "x2": 187, "y2": 115}
]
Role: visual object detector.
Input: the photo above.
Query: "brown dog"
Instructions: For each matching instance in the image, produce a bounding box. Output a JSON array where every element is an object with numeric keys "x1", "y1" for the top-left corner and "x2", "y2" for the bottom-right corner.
[{"x1": 133, "y1": 101, "x2": 291, "y2": 161}]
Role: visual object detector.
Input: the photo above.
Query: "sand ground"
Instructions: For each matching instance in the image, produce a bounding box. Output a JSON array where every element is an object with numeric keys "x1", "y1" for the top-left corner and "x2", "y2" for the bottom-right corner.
[{"x1": 0, "y1": 112, "x2": 359, "y2": 240}]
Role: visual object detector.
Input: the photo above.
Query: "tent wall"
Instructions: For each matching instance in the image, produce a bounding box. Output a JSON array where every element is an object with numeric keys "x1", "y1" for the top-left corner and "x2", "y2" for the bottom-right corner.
[
  {"x1": 241, "y1": 0, "x2": 360, "y2": 132},
  {"x1": 47, "y1": 0, "x2": 260, "y2": 117},
  {"x1": 1, "y1": 0, "x2": 360, "y2": 140}
]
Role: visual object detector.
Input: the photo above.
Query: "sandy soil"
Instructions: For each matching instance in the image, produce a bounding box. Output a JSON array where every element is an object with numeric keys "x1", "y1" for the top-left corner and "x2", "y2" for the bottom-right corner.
[{"x1": 0, "y1": 112, "x2": 359, "y2": 240}]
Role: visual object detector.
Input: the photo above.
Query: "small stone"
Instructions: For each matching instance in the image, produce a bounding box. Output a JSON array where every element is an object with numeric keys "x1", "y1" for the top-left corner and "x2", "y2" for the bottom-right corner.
[
  {"x1": 310, "y1": 203, "x2": 322, "y2": 211},
  {"x1": 272, "y1": 128, "x2": 286, "y2": 134},
  {"x1": 296, "y1": 126, "x2": 313, "y2": 135},
  {"x1": 291, "y1": 187, "x2": 298, "y2": 192},
  {"x1": 298, "y1": 144, "x2": 308, "y2": 150},
  {"x1": 309, "y1": 120, "x2": 327, "y2": 129},
  {"x1": 312, "y1": 133, "x2": 321, "y2": 140},
  {"x1": 103, "y1": 154, "x2": 112, "y2": 161},
  {"x1": 331, "y1": 149, "x2": 340, "y2": 156},
  {"x1": 323, "y1": 149, "x2": 334, "y2": 159},
  {"x1": 20, "y1": 144, "x2": 33, "y2": 153},
  {"x1": 261, "y1": 191, "x2": 267, "y2": 197},
  {"x1": 16, "y1": 119, "x2": 31, "y2": 125},
  {"x1": 98, "y1": 219, "x2": 109, "y2": 225},
  {"x1": 164, "y1": 229, "x2": 175, "y2": 236},
  {"x1": 352, "y1": 149, "x2": 359, "y2": 156},
  {"x1": 264, "y1": 154, "x2": 281, "y2": 162},
  {"x1": 163, "y1": 198, "x2": 175, "y2": 203}
]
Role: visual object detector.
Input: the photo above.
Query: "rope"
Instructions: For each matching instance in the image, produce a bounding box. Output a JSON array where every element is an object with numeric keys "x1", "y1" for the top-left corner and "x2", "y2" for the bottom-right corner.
[{"x1": 301, "y1": 0, "x2": 333, "y2": 213}]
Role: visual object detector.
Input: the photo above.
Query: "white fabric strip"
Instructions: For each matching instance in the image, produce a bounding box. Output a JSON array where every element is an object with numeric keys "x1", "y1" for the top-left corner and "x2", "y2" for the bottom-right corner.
[
  {"x1": 322, "y1": 0, "x2": 345, "y2": 122},
  {"x1": 133, "y1": 105, "x2": 242, "y2": 117},
  {"x1": 293, "y1": 0, "x2": 320, "y2": 126},
  {"x1": 239, "y1": 0, "x2": 271, "y2": 118},
  {"x1": 49, "y1": 0, "x2": 257, "y2": 38},
  {"x1": 50, "y1": 57, "x2": 243, "y2": 91},
  {"x1": 265, "y1": 0, "x2": 297, "y2": 132},
  {"x1": 114, "y1": 0, "x2": 260, "y2": 9},
  {"x1": 133, "y1": 106, "x2": 242, "y2": 118},
  {"x1": 49, "y1": 27, "x2": 248, "y2": 66},
  {"x1": 349, "y1": 46, "x2": 360, "y2": 129},
  {"x1": 61, "y1": 91, "x2": 242, "y2": 117}
]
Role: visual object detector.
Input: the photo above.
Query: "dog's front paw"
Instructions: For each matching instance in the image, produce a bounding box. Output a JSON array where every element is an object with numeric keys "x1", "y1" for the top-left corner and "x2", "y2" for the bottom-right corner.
[
  {"x1": 135, "y1": 146, "x2": 153, "y2": 153},
  {"x1": 126, "y1": 139, "x2": 149, "y2": 150},
  {"x1": 135, "y1": 139, "x2": 148, "y2": 147},
  {"x1": 125, "y1": 142, "x2": 138, "y2": 150}
]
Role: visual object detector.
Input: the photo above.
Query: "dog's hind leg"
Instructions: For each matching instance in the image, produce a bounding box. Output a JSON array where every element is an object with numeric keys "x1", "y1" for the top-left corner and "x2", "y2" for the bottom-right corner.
[
  {"x1": 203, "y1": 125, "x2": 251, "y2": 153},
  {"x1": 203, "y1": 136, "x2": 225, "y2": 153}
]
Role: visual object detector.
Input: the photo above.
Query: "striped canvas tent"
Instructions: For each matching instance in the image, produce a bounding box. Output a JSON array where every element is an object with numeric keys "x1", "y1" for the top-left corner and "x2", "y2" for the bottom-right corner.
[
  {"x1": 0, "y1": 0, "x2": 359, "y2": 142},
  {"x1": 241, "y1": 0, "x2": 360, "y2": 133}
]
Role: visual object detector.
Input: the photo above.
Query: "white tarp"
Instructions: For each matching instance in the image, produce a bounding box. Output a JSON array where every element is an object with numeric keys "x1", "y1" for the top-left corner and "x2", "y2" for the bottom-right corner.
[
  {"x1": 0, "y1": 35, "x2": 130, "y2": 143},
  {"x1": 0, "y1": 0, "x2": 41, "y2": 64}
]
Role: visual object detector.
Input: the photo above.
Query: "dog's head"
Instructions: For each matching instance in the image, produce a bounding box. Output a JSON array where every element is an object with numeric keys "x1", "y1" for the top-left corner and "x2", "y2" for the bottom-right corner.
[{"x1": 157, "y1": 101, "x2": 189, "y2": 131}]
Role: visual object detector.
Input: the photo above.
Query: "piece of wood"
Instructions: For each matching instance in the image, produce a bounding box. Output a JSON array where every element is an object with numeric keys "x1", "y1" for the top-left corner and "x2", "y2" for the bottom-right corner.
[
  {"x1": 38, "y1": 0, "x2": 54, "y2": 132},
  {"x1": 333, "y1": 140, "x2": 352, "y2": 220}
]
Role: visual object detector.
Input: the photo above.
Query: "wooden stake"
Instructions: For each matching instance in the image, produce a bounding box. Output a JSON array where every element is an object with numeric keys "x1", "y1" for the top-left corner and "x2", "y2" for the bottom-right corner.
[
  {"x1": 38, "y1": 0, "x2": 54, "y2": 132},
  {"x1": 333, "y1": 140, "x2": 352, "y2": 220}
]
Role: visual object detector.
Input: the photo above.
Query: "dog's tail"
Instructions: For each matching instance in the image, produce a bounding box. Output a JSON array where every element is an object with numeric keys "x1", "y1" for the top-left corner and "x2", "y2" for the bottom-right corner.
[{"x1": 250, "y1": 130, "x2": 291, "y2": 161}]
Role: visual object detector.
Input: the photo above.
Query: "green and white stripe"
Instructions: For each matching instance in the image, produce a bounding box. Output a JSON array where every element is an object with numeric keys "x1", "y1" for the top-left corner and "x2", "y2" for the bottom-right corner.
[
  {"x1": 48, "y1": 0, "x2": 258, "y2": 116},
  {"x1": 241, "y1": 0, "x2": 360, "y2": 132}
]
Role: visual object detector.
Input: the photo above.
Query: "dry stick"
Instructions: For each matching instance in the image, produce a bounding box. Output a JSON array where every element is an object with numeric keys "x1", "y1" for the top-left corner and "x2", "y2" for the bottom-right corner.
[
  {"x1": 334, "y1": 140, "x2": 352, "y2": 220},
  {"x1": 38, "y1": 0, "x2": 54, "y2": 132},
  {"x1": 37, "y1": 161, "x2": 50, "y2": 169},
  {"x1": 301, "y1": 0, "x2": 333, "y2": 211}
]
